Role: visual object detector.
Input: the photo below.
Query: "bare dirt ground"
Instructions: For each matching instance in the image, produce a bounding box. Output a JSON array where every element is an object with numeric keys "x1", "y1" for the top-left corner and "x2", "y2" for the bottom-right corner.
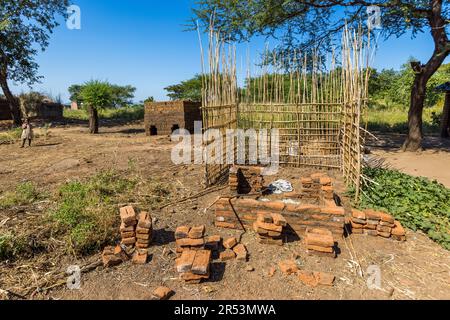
[
  {"x1": 1, "y1": 122, "x2": 449, "y2": 300},
  {"x1": 368, "y1": 132, "x2": 450, "y2": 188}
]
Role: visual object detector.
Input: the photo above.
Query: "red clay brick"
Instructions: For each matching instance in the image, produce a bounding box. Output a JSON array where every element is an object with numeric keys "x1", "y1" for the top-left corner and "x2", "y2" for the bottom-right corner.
[
  {"x1": 175, "y1": 250, "x2": 197, "y2": 273},
  {"x1": 205, "y1": 235, "x2": 221, "y2": 250},
  {"x1": 121, "y1": 231, "x2": 135, "y2": 239},
  {"x1": 379, "y1": 212, "x2": 395, "y2": 224},
  {"x1": 120, "y1": 206, "x2": 137, "y2": 226},
  {"x1": 137, "y1": 211, "x2": 152, "y2": 229},
  {"x1": 120, "y1": 222, "x2": 135, "y2": 233},
  {"x1": 351, "y1": 221, "x2": 365, "y2": 229},
  {"x1": 377, "y1": 225, "x2": 392, "y2": 233},
  {"x1": 257, "y1": 212, "x2": 273, "y2": 223},
  {"x1": 377, "y1": 231, "x2": 391, "y2": 238},
  {"x1": 278, "y1": 260, "x2": 299, "y2": 275},
  {"x1": 188, "y1": 225, "x2": 205, "y2": 239},
  {"x1": 259, "y1": 238, "x2": 283, "y2": 246},
  {"x1": 153, "y1": 287, "x2": 173, "y2": 300},
  {"x1": 191, "y1": 250, "x2": 211, "y2": 275},
  {"x1": 314, "y1": 272, "x2": 335, "y2": 286},
  {"x1": 253, "y1": 221, "x2": 283, "y2": 233},
  {"x1": 136, "y1": 226, "x2": 151, "y2": 234},
  {"x1": 352, "y1": 209, "x2": 366, "y2": 220},
  {"x1": 261, "y1": 201, "x2": 285, "y2": 211},
  {"x1": 298, "y1": 271, "x2": 318, "y2": 287},
  {"x1": 271, "y1": 213, "x2": 287, "y2": 227},
  {"x1": 320, "y1": 177, "x2": 332, "y2": 186},
  {"x1": 180, "y1": 272, "x2": 209, "y2": 281},
  {"x1": 233, "y1": 244, "x2": 248, "y2": 261},
  {"x1": 305, "y1": 233, "x2": 334, "y2": 248},
  {"x1": 136, "y1": 233, "x2": 152, "y2": 241},
  {"x1": 176, "y1": 238, "x2": 205, "y2": 248},
  {"x1": 365, "y1": 209, "x2": 381, "y2": 220},
  {"x1": 391, "y1": 220, "x2": 406, "y2": 236},
  {"x1": 220, "y1": 249, "x2": 236, "y2": 261},
  {"x1": 307, "y1": 244, "x2": 334, "y2": 253},
  {"x1": 132, "y1": 250, "x2": 148, "y2": 265},
  {"x1": 321, "y1": 206, "x2": 345, "y2": 215},
  {"x1": 121, "y1": 237, "x2": 136, "y2": 246},
  {"x1": 223, "y1": 237, "x2": 238, "y2": 249}
]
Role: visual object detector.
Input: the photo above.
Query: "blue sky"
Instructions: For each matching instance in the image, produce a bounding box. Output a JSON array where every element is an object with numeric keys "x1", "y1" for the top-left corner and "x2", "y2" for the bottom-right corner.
[{"x1": 10, "y1": 0, "x2": 449, "y2": 103}]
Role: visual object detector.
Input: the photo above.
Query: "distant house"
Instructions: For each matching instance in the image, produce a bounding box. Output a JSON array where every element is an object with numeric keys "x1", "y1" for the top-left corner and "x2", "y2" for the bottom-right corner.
[
  {"x1": 0, "y1": 97, "x2": 64, "y2": 121},
  {"x1": 71, "y1": 101, "x2": 79, "y2": 110}
]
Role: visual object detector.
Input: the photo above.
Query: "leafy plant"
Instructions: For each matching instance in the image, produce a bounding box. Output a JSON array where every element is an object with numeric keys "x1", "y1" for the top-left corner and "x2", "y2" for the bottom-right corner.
[
  {"x1": 356, "y1": 168, "x2": 450, "y2": 250},
  {"x1": 0, "y1": 181, "x2": 41, "y2": 209}
]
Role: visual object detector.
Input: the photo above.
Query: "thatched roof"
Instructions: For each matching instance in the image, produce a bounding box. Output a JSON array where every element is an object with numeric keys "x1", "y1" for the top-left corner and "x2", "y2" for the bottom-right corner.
[{"x1": 435, "y1": 82, "x2": 450, "y2": 92}]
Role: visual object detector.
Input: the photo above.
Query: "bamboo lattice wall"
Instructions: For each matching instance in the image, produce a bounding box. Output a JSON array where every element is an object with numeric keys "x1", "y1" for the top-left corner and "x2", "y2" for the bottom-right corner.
[{"x1": 201, "y1": 26, "x2": 370, "y2": 199}]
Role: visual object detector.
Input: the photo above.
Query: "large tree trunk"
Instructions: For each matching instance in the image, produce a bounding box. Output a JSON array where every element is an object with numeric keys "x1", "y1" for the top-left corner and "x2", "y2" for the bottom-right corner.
[
  {"x1": 402, "y1": 0, "x2": 449, "y2": 151},
  {"x1": 88, "y1": 106, "x2": 99, "y2": 134},
  {"x1": 0, "y1": 73, "x2": 21, "y2": 126},
  {"x1": 440, "y1": 93, "x2": 450, "y2": 138}
]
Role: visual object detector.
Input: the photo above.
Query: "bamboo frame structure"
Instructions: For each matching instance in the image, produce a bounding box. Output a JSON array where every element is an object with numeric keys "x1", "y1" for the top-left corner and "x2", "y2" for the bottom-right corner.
[{"x1": 200, "y1": 26, "x2": 370, "y2": 199}]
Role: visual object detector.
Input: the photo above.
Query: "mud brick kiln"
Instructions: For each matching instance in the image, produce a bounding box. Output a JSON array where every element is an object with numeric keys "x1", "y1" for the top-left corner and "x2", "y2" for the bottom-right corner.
[{"x1": 144, "y1": 101, "x2": 202, "y2": 136}]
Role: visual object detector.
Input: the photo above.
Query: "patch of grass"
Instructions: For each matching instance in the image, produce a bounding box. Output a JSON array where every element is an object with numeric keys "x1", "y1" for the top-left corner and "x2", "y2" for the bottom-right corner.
[
  {"x1": 0, "y1": 127, "x2": 22, "y2": 144},
  {"x1": 0, "y1": 233, "x2": 26, "y2": 261},
  {"x1": 49, "y1": 170, "x2": 139, "y2": 255},
  {"x1": 0, "y1": 182, "x2": 41, "y2": 209},
  {"x1": 64, "y1": 105, "x2": 144, "y2": 122},
  {"x1": 365, "y1": 103, "x2": 441, "y2": 134},
  {"x1": 354, "y1": 168, "x2": 450, "y2": 250}
]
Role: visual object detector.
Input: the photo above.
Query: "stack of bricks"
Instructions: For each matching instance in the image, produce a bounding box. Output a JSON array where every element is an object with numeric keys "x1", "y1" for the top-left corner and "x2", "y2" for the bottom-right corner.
[
  {"x1": 229, "y1": 165, "x2": 264, "y2": 195},
  {"x1": 102, "y1": 245, "x2": 130, "y2": 267},
  {"x1": 175, "y1": 249, "x2": 212, "y2": 284},
  {"x1": 350, "y1": 209, "x2": 406, "y2": 241},
  {"x1": 175, "y1": 225, "x2": 206, "y2": 253},
  {"x1": 305, "y1": 228, "x2": 336, "y2": 258},
  {"x1": 120, "y1": 206, "x2": 138, "y2": 247},
  {"x1": 253, "y1": 213, "x2": 287, "y2": 246},
  {"x1": 119, "y1": 206, "x2": 152, "y2": 264},
  {"x1": 219, "y1": 237, "x2": 248, "y2": 261}
]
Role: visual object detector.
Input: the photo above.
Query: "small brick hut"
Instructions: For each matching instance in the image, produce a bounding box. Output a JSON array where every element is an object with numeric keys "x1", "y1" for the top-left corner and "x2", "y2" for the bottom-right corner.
[
  {"x1": 0, "y1": 98, "x2": 63, "y2": 121},
  {"x1": 144, "y1": 101, "x2": 202, "y2": 136}
]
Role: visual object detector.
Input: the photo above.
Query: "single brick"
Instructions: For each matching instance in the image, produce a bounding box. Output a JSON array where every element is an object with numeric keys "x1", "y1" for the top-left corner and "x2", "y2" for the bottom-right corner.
[
  {"x1": 391, "y1": 220, "x2": 406, "y2": 236},
  {"x1": 176, "y1": 238, "x2": 205, "y2": 248},
  {"x1": 152, "y1": 287, "x2": 173, "y2": 300},
  {"x1": 305, "y1": 233, "x2": 334, "y2": 248},
  {"x1": 307, "y1": 244, "x2": 334, "y2": 253},
  {"x1": 204, "y1": 235, "x2": 221, "y2": 250},
  {"x1": 223, "y1": 237, "x2": 238, "y2": 249},
  {"x1": 233, "y1": 244, "x2": 248, "y2": 261},
  {"x1": 175, "y1": 250, "x2": 197, "y2": 273},
  {"x1": 220, "y1": 249, "x2": 236, "y2": 261},
  {"x1": 271, "y1": 213, "x2": 287, "y2": 227},
  {"x1": 137, "y1": 211, "x2": 152, "y2": 229},
  {"x1": 379, "y1": 212, "x2": 395, "y2": 224},
  {"x1": 188, "y1": 225, "x2": 206, "y2": 239},
  {"x1": 132, "y1": 250, "x2": 148, "y2": 265},
  {"x1": 298, "y1": 271, "x2": 318, "y2": 287},
  {"x1": 191, "y1": 250, "x2": 211, "y2": 275},
  {"x1": 278, "y1": 260, "x2": 299, "y2": 275},
  {"x1": 351, "y1": 209, "x2": 366, "y2": 220},
  {"x1": 175, "y1": 226, "x2": 190, "y2": 239},
  {"x1": 120, "y1": 206, "x2": 137, "y2": 226}
]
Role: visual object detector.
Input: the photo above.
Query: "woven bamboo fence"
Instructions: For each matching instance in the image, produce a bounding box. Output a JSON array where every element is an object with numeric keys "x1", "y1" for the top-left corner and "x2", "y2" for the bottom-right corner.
[{"x1": 200, "y1": 26, "x2": 370, "y2": 199}]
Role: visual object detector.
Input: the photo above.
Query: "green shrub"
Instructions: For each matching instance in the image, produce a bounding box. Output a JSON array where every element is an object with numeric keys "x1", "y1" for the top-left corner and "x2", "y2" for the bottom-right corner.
[
  {"x1": 356, "y1": 168, "x2": 450, "y2": 250},
  {"x1": 0, "y1": 127, "x2": 22, "y2": 144},
  {"x1": 64, "y1": 105, "x2": 144, "y2": 122},
  {"x1": 0, "y1": 181, "x2": 41, "y2": 209},
  {"x1": 0, "y1": 233, "x2": 26, "y2": 260}
]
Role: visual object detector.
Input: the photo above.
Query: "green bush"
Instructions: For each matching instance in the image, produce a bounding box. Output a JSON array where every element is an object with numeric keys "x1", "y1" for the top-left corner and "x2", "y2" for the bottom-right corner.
[
  {"x1": 64, "y1": 105, "x2": 144, "y2": 122},
  {"x1": 0, "y1": 127, "x2": 22, "y2": 144},
  {"x1": 356, "y1": 168, "x2": 450, "y2": 250},
  {"x1": 0, "y1": 233, "x2": 26, "y2": 260},
  {"x1": 0, "y1": 181, "x2": 41, "y2": 209}
]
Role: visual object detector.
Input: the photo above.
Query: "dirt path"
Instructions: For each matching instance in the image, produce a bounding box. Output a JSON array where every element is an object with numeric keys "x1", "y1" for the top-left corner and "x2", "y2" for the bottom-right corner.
[
  {"x1": 367, "y1": 133, "x2": 450, "y2": 187},
  {"x1": 1, "y1": 124, "x2": 449, "y2": 300}
]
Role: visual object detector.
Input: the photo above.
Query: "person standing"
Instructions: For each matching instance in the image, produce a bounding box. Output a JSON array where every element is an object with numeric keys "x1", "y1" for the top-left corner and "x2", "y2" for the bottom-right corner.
[{"x1": 20, "y1": 118, "x2": 34, "y2": 148}]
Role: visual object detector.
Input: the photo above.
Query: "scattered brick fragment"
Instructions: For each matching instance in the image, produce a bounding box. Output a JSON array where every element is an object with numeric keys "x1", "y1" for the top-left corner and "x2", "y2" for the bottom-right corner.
[
  {"x1": 152, "y1": 287, "x2": 173, "y2": 300},
  {"x1": 223, "y1": 237, "x2": 238, "y2": 249},
  {"x1": 278, "y1": 260, "x2": 299, "y2": 275}
]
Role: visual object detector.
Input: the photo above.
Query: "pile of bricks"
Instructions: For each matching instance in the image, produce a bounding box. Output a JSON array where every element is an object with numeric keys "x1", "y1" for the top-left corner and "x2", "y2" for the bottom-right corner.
[
  {"x1": 119, "y1": 206, "x2": 152, "y2": 264},
  {"x1": 102, "y1": 245, "x2": 130, "y2": 267},
  {"x1": 304, "y1": 228, "x2": 336, "y2": 258},
  {"x1": 350, "y1": 209, "x2": 406, "y2": 241},
  {"x1": 219, "y1": 237, "x2": 248, "y2": 261},
  {"x1": 253, "y1": 213, "x2": 287, "y2": 246},
  {"x1": 229, "y1": 165, "x2": 264, "y2": 195},
  {"x1": 175, "y1": 249, "x2": 212, "y2": 284},
  {"x1": 277, "y1": 260, "x2": 335, "y2": 287},
  {"x1": 175, "y1": 225, "x2": 223, "y2": 256}
]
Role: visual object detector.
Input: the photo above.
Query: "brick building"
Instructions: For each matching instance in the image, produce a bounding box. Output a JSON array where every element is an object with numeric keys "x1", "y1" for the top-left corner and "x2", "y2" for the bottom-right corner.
[
  {"x1": 0, "y1": 98, "x2": 63, "y2": 121},
  {"x1": 144, "y1": 101, "x2": 202, "y2": 136}
]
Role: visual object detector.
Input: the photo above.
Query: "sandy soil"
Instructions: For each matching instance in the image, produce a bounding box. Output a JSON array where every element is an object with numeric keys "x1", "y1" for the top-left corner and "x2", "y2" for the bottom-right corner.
[
  {"x1": 368, "y1": 133, "x2": 450, "y2": 187},
  {"x1": 1, "y1": 123, "x2": 449, "y2": 300}
]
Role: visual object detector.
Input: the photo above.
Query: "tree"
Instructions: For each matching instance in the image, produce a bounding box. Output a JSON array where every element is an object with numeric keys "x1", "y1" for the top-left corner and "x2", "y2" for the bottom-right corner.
[
  {"x1": 194, "y1": 0, "x2": 450, "y2": 151},
  {"x1": 0, "y1": 0, "x2": 69, "y2": 126},
  {"x1": 144, "y1": 96, "x2": 155, "y2": 104},
  {"x1": 79, "y1": 80, "x2": 113, "y2": 134},
  {"x1": 69, "y1": 83, "x2": 135, "y2": 108},
  {"x1": 164, "y1": 75, "x2": 203, "y2": 101}
]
